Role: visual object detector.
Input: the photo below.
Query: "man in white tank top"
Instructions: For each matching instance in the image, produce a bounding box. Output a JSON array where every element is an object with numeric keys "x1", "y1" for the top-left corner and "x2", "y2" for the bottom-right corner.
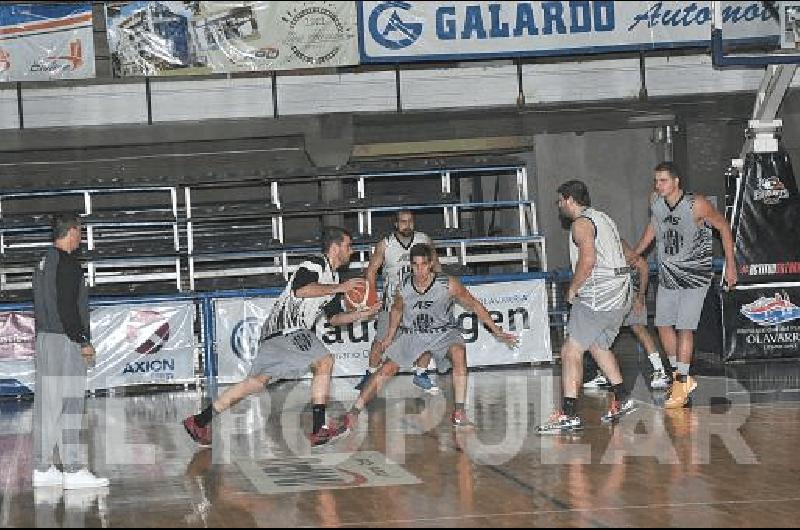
[
  {"x1": 354, "y1": 210, "x2": 442, "y2": 394},
  {"x1": 632, "y1": 162, "x2": 738, "y2": 409},
  {"x1": 537, "y1": 181, "x2": 636, "y2": 435}
]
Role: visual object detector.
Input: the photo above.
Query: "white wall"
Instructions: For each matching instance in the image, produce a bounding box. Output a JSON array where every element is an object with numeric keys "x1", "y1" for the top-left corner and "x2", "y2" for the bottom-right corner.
[{"x1": 0, "y1": 53, "x2": 794, "y2": 130}]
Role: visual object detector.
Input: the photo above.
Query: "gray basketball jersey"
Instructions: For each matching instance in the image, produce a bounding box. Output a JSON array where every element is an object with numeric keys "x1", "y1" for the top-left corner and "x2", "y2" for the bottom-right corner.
[
  {"x1": 382, "y1": 231, "x2": 432, "y2": 310},
  {"x1": 651, "y1": 194, "x2": 713, "y2": 290},
  {"x1": 397, "y1": 274, "x2": 455, "y2": 333},
  {"x1": 569, "y1": 208, "x2": 631, "y2": 312},
  {"x1": 262, "y1": 256, "x2": 338, "y2": 337}
]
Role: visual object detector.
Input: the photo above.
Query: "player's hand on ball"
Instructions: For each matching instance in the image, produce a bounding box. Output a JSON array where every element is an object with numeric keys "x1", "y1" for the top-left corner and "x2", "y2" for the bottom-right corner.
[{"x1": 362, "y1": 303, "x2": 382, "y2": 320}]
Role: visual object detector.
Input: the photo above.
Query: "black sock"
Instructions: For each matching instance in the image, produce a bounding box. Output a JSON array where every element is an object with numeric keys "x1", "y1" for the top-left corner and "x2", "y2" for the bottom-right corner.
[
  {"x1": 312, "y1": 404, "x2": 326, "y2": 434},
  {"x1": 611, "y1": 384, "x2": 629, "y2": 402},
  {"x1": 194, "y1": 405, "x2": 215, "y2": 428},
  {"x1": 563, "y1": 397, "x2": 577, "y2": 417},
  {"x1": 455, "y1": 402, "x2": 466, "y2": 413}
]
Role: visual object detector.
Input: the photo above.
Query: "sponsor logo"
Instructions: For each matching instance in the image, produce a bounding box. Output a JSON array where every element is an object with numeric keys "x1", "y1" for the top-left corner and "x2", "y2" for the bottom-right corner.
[
  {"x1": 285, "y1": 3, "x2": 354, "y2": 65},
  {"x1": 232, "y1": 318, "x2": 261, "y2": 362},
  {"x1": 238, "y1": 451, "x2": 420, "y2": 494},
  {"x1": 753, "y1": 173, "x2": 790, "y2": 205},
  {"x1": 127, "y1": 310, "x2": 170, "y2": 355},
  {"x1": 122, "y1": 358, "x2": 176, "y2": 375},
  {"x1": 369, "y1": 1, "x2": 423, "y2": 50},
  {"x1": 31, "y1": 39, "x2": 84, "y2": 74},
  {"x1": 741, "y1": 262, "x2": 800, "y2": 276},
  {"x1": 741, "y1": 293, "x2": 800, "y2": 326},
  {"x1": 628, "y1": 2, "x2": 772, "y2": 31}
]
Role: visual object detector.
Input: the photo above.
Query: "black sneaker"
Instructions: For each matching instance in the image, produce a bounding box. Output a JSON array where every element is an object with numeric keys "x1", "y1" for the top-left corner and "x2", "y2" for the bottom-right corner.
[
  {"x1": 601, "y1": 398, "x2": 637, "y2": 424},
  {"x1": 536, "y1": 412, "x2": 584, "y2": 435}
]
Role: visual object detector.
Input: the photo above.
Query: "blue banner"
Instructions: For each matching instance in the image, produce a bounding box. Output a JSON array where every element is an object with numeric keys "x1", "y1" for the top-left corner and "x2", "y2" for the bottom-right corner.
[{"x1": 358, "y1": 1, "x2": 779, "y2": 63}]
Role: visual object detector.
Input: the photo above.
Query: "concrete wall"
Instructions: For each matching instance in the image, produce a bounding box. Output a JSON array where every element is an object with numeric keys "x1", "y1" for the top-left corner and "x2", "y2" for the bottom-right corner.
[{"x1": 533, "y1": 129, "x2": 662, "y2": 270}]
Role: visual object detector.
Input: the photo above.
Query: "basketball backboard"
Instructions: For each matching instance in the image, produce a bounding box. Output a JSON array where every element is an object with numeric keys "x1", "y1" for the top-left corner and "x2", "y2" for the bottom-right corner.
[{"x1": 712, "y1": 1, "x2": 800, "y2": 67}]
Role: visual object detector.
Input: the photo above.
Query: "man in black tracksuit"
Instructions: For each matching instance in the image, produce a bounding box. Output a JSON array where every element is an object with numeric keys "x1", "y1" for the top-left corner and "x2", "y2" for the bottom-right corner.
[{"x1": 32, "y1": 213, "x2": 108, "y2": 489}]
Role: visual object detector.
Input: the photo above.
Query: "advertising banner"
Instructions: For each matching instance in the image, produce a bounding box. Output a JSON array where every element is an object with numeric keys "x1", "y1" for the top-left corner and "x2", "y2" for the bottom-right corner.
[
  {"x1": 106, "y1": 1, "x2": 358, "y2": 76},
  {"x1": 0, "y1": 311, "x2": 35, "y2": 392},
  {"x1": 358, "y1": 1, "x2": 778, "y2": 63},
  {"x1": 215, "y1": 278, "x2": 551, "y2": 381},
  {"x1": 88, "y1": 303, "x2": 196, "y2": 390},
  {"x1": 0, "y1": 2, "x2": 95, "y2": 82},
  {"x1": 732, "y1": 150, "x2": 800, "y2": 286},
  {"x1": 723, "y1": 287, "x2": 800, "y2": 361}
]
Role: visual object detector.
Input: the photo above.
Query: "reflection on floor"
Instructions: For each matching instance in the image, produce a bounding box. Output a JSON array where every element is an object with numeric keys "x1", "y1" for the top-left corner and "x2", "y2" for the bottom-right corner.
[{"x1": 2, "y1": 334, "x2": 800, "y2": 527}]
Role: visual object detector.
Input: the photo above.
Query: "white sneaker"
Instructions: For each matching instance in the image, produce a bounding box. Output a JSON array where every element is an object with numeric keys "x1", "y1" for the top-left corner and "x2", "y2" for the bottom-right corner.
[
  {"x1": 650, "y1": 369, "x2": 671, "y2": 390},
  {"x1": 65, "y1": 488, "x2": 108, "y2": 510},
  {"x1": 583, "y1": 373, "x2": 609, "y2": 389},
  {"x1": 33, "y1": 466, "x2": 63, "y2": 487},
  {"x1": 63, "y1": 469, "x2": 109, "y2": 490},
  {"x1": 34, "y1": 486, "x2": 63, "y2": 505}
]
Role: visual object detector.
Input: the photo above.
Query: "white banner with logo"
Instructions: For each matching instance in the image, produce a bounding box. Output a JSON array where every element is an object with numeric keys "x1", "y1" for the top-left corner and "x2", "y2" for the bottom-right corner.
[
  {"x1": 0, "y1": 3, "x2": 95, "y2": 82},
  {"x1": 88, "y1": 303, "x2": 196, "y2": 391},
  {"x1": 215, "y1": 278, "x2": 551, "y2": 381},
  {"x1": 0, "y1": 311, "x2": 35, "y2": 392},
  {"x1": 106, "y1": 1, "x2": 358, "y2": 77},
  {"x1": 358, "y1": 1, "x2": 778, "y2": 63}
]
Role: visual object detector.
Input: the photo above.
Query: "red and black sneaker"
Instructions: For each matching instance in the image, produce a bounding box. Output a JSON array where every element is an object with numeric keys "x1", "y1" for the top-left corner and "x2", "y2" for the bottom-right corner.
[
  {"x1": 183, "y1": 415, "x2": 212, "y2": 447},
  {"x1": 308, "y1": 420, "x2": 348, "y2": 447},
  {"x1": 451, "y1": 409, "x2": 474, "y2": 428}
]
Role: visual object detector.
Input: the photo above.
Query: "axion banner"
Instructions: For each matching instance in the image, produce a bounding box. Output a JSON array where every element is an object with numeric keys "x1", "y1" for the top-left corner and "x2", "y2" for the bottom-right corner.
[
  {"x1": 0, "y1": 3, "x2": 95, "y2": 82},
  {"x1": 214, "y1": 279, "x2": 551, "y2": 382},
  {"x1": 358, "y1": 1, "x2": 779, "y2": 63},
  {"x1": 88, "y1": 303, "x2": 195, "y2": 390}
]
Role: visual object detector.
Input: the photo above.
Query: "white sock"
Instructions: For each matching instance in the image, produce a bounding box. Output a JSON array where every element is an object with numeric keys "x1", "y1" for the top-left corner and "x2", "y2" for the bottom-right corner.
[
  {"x1": 676, "y1": 362, "x2": 690, "y2": 377},
  {"x1": 367, "y1": 367, "x2": 378, "y2": 374},
  {"x1": 648, "y1": 352, "x2": 665, "y2": 372},
  {"x1": 668, "y1": 356, "x2": 678, "y2": 370},
  {"x1": 415, "y1": 367, "x2": 426, "y2": 376}
]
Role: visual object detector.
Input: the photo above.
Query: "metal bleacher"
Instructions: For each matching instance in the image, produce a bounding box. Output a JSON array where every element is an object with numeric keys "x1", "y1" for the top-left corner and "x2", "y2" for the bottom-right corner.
[{"x1": 0, "y1": 165, "x2": 548, "y2": 301}]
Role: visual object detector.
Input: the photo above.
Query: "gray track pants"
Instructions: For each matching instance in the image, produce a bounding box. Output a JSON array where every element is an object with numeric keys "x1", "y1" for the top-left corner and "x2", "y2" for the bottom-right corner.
[{"x1": 33, "y1": 333, "x2": 88, "y2": 472}]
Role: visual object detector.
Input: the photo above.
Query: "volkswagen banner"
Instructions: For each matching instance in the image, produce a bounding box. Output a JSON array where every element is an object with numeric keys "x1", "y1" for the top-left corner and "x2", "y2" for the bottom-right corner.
[{"x1": 215, "y1": 278, "x2": 551, "y2": 381}]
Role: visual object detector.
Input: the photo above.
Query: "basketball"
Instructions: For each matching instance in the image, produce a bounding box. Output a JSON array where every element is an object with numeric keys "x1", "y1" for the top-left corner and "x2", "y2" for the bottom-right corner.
[{"x1": 344, "y1": 278, "x2": 378, "y2": 311}]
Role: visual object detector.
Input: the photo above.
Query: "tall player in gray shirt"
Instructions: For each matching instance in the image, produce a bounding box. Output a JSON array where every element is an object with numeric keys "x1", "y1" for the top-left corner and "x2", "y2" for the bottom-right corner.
[
  {"x1": 633, "y1": 162, "x2": 737, "y2": 409},
  {"x1": 342, "y1": 243, "x2": 517, "y2": 429}
]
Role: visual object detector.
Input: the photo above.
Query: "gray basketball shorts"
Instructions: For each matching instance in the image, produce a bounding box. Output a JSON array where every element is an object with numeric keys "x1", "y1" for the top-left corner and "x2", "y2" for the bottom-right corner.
[
  {"x1": 655, "y1": 286, "x2": 709, "y2": 331},
  {"x1": 248, "y1": 329, "x2": 331, "y2": 381},
  {"x1": 384, "y1": 328, "x2": 464, "y2": 373},
  {"x1": 567, "y1": 301, "x2": 628, "y2": 351}
]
